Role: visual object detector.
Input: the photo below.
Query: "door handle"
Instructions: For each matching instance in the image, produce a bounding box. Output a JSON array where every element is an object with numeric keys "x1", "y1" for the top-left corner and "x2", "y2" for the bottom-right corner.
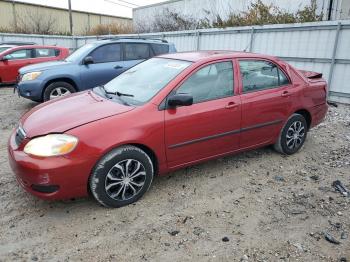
[
  {"x1": 114, "y1": 65, "x2": 123, "y2": 69},
  {"x1": 281, "y1": 91, "x2": 290, "y2": 97},
  {"x1": 225, "y1": 102, "x2": 238, "y2": 109}
]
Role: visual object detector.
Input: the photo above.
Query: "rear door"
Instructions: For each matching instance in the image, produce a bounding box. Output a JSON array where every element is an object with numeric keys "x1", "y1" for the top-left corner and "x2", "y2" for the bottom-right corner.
[
  {"x1": 80, "y1": 43, "x2": 124, "y2": 89},
  {"x1": 0, "y1": 48, "x2": 34, "y2": 83},
  {"x1": 238, "y1": 59, "x2": 293, "y2": 149},
  {"x1": 164, "y1": 60, "x2": 241, "y2": 169}
]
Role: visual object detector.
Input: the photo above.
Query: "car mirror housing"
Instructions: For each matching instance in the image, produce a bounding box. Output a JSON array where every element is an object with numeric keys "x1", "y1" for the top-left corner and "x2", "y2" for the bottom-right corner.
[
  {"x1": 83, "y1": 56, "x2": 94, "y2": 65},
  {"x1": 0, "y1": 56, "x2": 8, "y2": 61},
  {"x1": 168, "y1": 94, "x2": 193, "y2": 108}
]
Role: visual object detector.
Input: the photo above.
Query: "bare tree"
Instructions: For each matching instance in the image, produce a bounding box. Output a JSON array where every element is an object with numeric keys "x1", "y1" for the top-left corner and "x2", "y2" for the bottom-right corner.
[{"x1": 16, "y1": 9, "x2": 57, "y2": 34}]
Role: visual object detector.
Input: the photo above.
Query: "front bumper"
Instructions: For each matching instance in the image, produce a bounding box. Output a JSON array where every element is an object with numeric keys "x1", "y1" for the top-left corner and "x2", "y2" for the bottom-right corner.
[
  {"x1": 8, "y1": 130, "x2": 90, "y2": 200},
  {"x1": 16, "y1": 80, "x2": 44, "y2": 101}
]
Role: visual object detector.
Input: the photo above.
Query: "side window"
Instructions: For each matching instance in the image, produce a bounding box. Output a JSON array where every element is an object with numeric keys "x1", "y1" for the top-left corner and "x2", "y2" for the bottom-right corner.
[
  {"x1": 90, "y1": 44, "x2": 121, "y2": 63},
  {"x1": 54, "y1": 49, "x2": 61, "y2": 56},
  {"x1": 151, "y1": 44, "x2": 169, "y2": 55},
  {"x1": 5, "y1": 49, "x2": 33, "y2": 60},
  {"x1": 239, "y1": 60, "x2": 290, "y2": 93},
  {"x1": 176, "y1": 61, "x2": 234, "y2": 104},
  {"x1": 278, "y1": 68, "x2": 291, "y2": 86},
  {"x1": 35, "y1": 48, "x2": 56, "y2": 58},
  {"x1": 124, "y1": 43, "x2": 150, "y2": 60}
]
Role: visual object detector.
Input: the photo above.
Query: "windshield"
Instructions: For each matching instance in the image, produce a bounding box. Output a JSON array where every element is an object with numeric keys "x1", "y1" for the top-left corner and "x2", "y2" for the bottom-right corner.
[
  {"x1": 102, "y1": 58, "x2": 192, "y2": 105},
  {"x1": 0, "y1": 46, "x2": 11, "y2": 53},
  {"x1": 65, "y1": 43, "x2": 95, "y2": 62}
]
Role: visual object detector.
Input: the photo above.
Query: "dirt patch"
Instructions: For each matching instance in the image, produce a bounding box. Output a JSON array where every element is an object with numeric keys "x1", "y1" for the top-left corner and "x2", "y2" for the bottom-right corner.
[{"x1": 0, "y1": 87, "x2": 349, "y2": 261}]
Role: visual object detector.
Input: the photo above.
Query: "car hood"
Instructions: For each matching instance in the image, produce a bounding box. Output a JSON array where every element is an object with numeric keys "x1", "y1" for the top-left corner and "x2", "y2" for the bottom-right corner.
[
  {"x1": 21, "y1": 91, "x2": 134, "y2": 138},
  {"x1": 19, "y1": 60, "x2": 73, "y2": 74}
]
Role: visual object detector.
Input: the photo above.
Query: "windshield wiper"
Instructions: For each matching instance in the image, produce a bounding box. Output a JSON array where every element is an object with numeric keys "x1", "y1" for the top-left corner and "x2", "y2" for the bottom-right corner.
[{"x1": 99, "y1": 85, "x2": 134, "y2": 97}]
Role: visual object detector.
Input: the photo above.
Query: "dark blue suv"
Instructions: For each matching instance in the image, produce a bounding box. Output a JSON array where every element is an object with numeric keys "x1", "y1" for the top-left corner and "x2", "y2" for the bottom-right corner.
[{"x1": 16, "y1": 38, "x2": 176, "y2": 102}]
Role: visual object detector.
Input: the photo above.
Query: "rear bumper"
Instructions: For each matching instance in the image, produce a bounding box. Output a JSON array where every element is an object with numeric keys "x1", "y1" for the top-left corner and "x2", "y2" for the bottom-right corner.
[{"x1": 310, "y1": 103, "x2": 328, "y2": 128}]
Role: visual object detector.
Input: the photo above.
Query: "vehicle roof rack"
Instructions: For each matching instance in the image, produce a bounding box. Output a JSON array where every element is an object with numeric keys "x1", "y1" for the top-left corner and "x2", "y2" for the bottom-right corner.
[
  {"x1": 98, "y1": 37, "x2": 168, "y2": 43},
  {"x1": 0, "y1": 41, "x2": 36, "y2": 46}
]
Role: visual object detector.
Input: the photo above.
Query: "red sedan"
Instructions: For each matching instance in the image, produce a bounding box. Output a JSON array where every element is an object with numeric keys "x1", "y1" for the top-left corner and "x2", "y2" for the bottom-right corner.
[
  {"x1": 8, "y1": 51, "x2": 328, "y2": 208},
  {"x1": 0, "y1": 45, "x2": 69, "y2": 84}
]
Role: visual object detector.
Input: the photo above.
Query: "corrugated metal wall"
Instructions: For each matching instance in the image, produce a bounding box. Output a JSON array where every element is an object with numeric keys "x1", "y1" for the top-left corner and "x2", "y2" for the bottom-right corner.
[
  {"x1": 0, "y1": 20, "x2": 349, "y2": 103},
  {"x1": 0, "y1": 0, "x2": 132, "y2": 35}
]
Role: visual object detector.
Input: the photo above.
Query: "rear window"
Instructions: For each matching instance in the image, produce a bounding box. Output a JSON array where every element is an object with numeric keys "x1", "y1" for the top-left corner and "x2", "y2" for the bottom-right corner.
[{"x1": 151, "y1": 44, "x2": 169, "y2": 55}]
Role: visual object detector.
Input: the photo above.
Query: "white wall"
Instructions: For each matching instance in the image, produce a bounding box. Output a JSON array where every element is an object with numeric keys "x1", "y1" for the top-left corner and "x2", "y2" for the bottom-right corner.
[{"x1": 133, "y1": 0, "x2": 328, "y2": 31}]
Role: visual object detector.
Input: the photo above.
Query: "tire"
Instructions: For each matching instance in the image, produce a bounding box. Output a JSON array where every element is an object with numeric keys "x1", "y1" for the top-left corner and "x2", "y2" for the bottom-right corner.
[
  {"x1": 274, "y1": 114, "x2": 308, "y2": 155},
  {"x1": 89, "y1": 146, "x2": 154, "y2": 208},
  {"x1": 43, "y1": 81, "x2": 76, "y2": 102}
]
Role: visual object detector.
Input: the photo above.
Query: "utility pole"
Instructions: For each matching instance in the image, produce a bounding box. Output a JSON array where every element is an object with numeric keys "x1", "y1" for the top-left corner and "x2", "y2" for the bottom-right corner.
[
  {"x1": 12, "y1": 0, "x2": 17, "y2": 31},
  {"x1": 68, "y1": 0, "x2": 73, "y2": 35}
]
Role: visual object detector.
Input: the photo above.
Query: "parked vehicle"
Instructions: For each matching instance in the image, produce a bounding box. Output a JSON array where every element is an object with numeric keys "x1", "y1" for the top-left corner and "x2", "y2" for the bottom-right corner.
[
  {"x1": 8, "y1": 51, "x2": 328, "y2": 208},
  {"x1": 0, "y1": 41, "x2": 36, "y2": 46},
  {"x1": 15, "y1": 38, "x2": 176, "y2": 102},
  {"x1": 0, "y1": 45, "x2": 15, "y2": 54},
  {"x1": 0, "y1": 45, "x2": 69, "y2": 85}
]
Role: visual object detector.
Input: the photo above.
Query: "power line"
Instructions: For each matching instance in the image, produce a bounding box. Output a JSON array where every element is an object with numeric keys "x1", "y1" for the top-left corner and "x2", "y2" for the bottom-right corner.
[
  {"x1": 104, "y1": 0, "x2": 139, "y2": 9},
  {"x1": 117, "y1": 0, "x2": 140, "y2": 7}
]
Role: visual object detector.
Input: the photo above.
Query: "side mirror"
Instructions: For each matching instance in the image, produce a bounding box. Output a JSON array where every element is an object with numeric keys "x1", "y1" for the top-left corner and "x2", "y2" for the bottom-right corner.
[
  {"x1": 168, "y1": 94, "x2": 193, "y2": 108},
  {"x1": 0, "y1": 56, "x2": 8, "y2": 61},
  {"x1": 83, "y1": 56, "x2": 94, "y2": 65}
]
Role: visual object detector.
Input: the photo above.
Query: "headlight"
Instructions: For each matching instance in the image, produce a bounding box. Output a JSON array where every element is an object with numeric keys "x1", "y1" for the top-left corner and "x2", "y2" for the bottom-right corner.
[
  {"x1": 24, "y1": 134, "x2": 78, "y2": 157},
  {"x1": 21, "y1": 71, "x2": 42, "y2": 82}
]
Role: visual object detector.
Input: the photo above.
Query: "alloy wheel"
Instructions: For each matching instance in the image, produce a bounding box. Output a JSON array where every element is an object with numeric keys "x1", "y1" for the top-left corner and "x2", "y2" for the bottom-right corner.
[
  {"x1": 104, "y1": 159, "x2": 146, "y2": 201},
  {"x1": 286, "y1": 120, "x2": 305, "y2": 150},
  {"x1": 49, "y1": 87, "x2": 71, "y2": 100}
]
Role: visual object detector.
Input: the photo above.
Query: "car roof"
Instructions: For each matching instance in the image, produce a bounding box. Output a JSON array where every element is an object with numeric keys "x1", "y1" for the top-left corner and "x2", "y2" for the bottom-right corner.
[
  {"x1": 159, "y1": 51, "x2": 277, "y2": 62},
  {"x1": 95, "y1": 38, "x2": 171, "y2": 45},
  {"x1": 4, "y1": 45, "x2": 66, "y2": 50}
]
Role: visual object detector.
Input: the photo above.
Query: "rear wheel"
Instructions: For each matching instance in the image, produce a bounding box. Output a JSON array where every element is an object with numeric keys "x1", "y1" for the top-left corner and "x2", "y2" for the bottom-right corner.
[
  {"x1": 89, "y1": 146, "x2": 154, "y2": 208},
  {"x1": 43, "y1": 81, "x2": 75, "y2": 101},
  {"x1": 274, "y1": 114, "x2": 308, "y2": 155}
]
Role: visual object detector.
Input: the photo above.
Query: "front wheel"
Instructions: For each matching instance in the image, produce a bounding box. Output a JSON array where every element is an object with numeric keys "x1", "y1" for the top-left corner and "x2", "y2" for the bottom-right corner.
[
  {"x1": 43, "y1": 81, "x2": 76, "y2": 102},
  {"x1": 89, "y1": 146, "x2": 154, "y2": 208},
  {"x1": 274, "y1": 114, "x2": 308, "y2": 155}
]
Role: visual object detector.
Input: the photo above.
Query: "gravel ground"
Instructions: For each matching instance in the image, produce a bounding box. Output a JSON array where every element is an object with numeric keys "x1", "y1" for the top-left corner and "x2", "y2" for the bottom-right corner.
[{"x1": 0, "y1": 87, "x2": 349, "y2": 262}]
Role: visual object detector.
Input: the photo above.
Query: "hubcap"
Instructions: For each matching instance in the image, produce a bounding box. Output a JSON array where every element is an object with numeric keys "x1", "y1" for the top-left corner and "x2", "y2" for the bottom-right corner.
[
  {"x1": 49, "y1": 87, "x2": 71, "y2": 100},
  {"x1": 105, "y1": 159, "x2": 146, "y2": 201},
  {"x1": 286, "y1": 121, "x2": 305, "y2": 150}
]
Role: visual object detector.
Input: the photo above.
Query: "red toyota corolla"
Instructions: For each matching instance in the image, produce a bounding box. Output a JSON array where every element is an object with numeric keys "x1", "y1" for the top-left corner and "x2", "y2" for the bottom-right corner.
[{"x1": 8, "y1": 51, "x2": 328, "y2": 208}]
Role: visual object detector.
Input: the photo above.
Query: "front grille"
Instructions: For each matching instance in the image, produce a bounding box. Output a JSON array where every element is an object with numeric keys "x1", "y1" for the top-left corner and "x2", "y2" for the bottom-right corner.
[{"x1": 15, "y1": 126, "x2": 26, "y2": 146}]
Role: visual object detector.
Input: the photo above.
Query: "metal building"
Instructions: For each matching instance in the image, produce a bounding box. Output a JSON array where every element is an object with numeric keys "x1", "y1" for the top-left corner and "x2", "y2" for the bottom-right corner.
[
  {"x1": 0, "y1": 0, "x2": 132, "y2": 35},
  {"x1": 133, "y1": 0, "x2": 350, "y2": 32}
]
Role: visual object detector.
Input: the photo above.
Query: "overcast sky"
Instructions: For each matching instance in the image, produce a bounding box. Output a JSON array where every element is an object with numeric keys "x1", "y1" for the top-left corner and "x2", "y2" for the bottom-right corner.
[{"x1": 16, "y1": 0, "x2": 167, "y2": 18}]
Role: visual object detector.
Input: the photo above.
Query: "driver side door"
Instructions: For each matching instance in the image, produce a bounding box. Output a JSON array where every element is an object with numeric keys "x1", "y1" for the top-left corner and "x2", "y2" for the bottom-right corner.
[
  {"x1": 80, "y1": 43, "x2": 125, "y2": 89},
  {"x1": 164, "y1": 60, "x2": 242, "y2": 169},
  {"x1": 0, "y1": 48, "x2": 34, "y2": 83}
]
